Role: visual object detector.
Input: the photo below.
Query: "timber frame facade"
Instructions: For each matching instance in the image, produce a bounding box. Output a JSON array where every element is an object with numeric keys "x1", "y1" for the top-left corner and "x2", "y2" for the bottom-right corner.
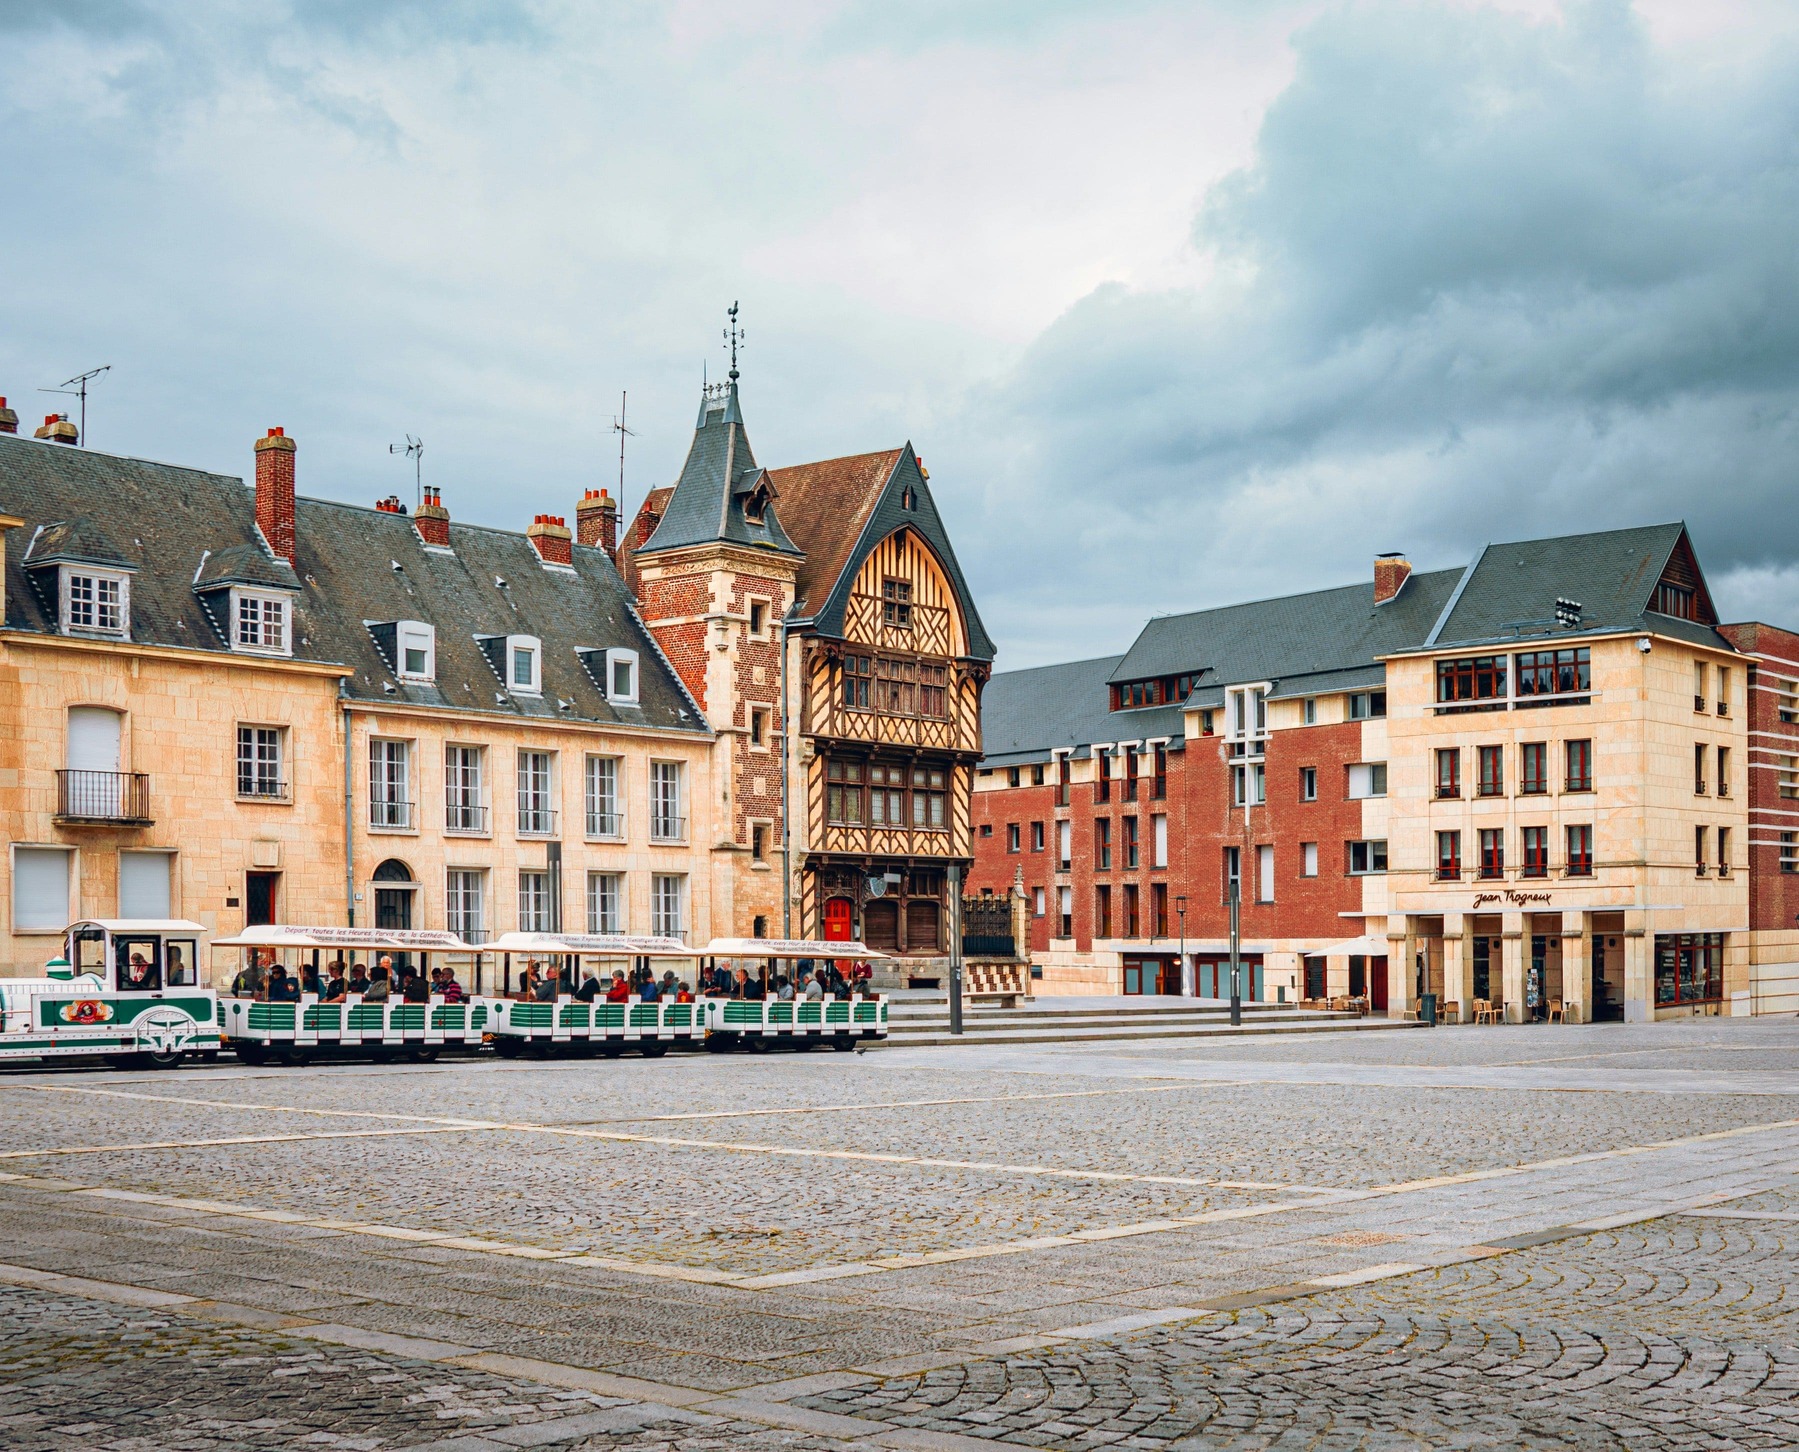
[{"x1": 628, "y1": 371, "x2": 994, "y2": 975}]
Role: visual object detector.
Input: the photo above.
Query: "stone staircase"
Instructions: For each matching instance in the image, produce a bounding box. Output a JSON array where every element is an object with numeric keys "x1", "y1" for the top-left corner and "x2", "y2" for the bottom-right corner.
[{"x1": 879, "y1": 994, "x2": 1424, "y2": 1048}]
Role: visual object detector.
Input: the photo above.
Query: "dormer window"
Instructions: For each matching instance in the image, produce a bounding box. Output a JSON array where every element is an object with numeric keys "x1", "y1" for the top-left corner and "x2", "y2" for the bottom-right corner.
[
  {"x1": 508, "y1": 634, "x2": 541, "y2": 695},
  {"x1": 61, "y1": 568, "x2": 129, "y2": 637},
  {"x1": 398, "y1": 621, "x2": 435, "y2": 682},
  {"x1": 606, "y1": 648, "x2": 639, "y2": 704},
  {"x1": 233, "y1": 590, "x2": 290, "y2": 655}
]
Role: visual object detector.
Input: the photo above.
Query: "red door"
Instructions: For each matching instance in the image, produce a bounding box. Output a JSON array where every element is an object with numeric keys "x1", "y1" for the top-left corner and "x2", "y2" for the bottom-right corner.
[
  {"x1": 1370, "y1": 955, "x2": 1390, "y2": 1012},
  {"x1": 823, "y1": 898, "x2": 854, "y2": 942}
]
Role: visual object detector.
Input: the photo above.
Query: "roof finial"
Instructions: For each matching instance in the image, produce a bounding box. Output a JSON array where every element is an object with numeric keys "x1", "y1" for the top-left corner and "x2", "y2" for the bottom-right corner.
[{"x1": 724, "y1": 300, "x2": 743, "y2": 383}]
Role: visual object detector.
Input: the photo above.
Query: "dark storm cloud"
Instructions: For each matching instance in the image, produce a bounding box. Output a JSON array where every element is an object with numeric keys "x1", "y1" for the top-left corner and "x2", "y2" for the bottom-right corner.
[{"x1": 963, "y1": 1, "x2": 1799, "y2": 664}]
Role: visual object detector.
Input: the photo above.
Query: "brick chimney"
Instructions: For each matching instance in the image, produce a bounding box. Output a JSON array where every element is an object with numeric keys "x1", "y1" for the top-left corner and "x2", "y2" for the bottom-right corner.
[
  {"x1": 254, "y1": 427, "x2": 297, "y2": 564},
  {"x1": 1374, "y1": 552, "x2": 1411, "y2": 605},
  {"x1": 0, "y1": 398, "x2": 17, "y2": 435},
  {"x1": 576, "y1": 488, "x2": 618, "y2": 555},
  {"x1": 35, "y1": 413, "x2": 78, "y2": 445},
  {"x1": 527, "y1": 513, "x2": 573, "y2": 566},
  {"x1": 415, "y1": 485, "x2": 451, "y2": 547}
]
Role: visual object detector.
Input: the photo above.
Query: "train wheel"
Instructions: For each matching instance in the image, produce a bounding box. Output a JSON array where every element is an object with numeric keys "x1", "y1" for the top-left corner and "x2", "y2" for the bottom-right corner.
[
  {"x1": 409, "y1": 1046, "x2": 441, "y2": 1064},
  {"x1": 136, "y1": 1049, "x2": 184, "y2": 1070},
  {"x1": 639, "y1": 1041, "x2": 668, "y2": 1058},
  {"x1": 275, "y1": 1045, "x2": 313, "y2": 1068},
  {"x1": 234, "y1": 1042, "x2": 268, "y2": 1066},
  {"x1": 831, "y1": 1036, "x2": 856, "y2": 1052}
]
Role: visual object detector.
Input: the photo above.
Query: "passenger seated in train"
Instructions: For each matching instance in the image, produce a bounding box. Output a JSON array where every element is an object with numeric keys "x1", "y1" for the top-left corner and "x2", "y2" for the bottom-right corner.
[
  {"x1": 573, "y1": 970, "x2": 601, "y2": 1003},
  {"x1": 401, "y1": 971, "x2": 429, "y2": 1004},
  {"x1": 266, "y1": 967, "x2": 300, "y2": 1003},
  {"x1": 604, "y1": 970, "x2": 630, "y2": 1003},
  {"x1": 348, "y1": 963, "x2": 371, "y2": 995},
  {"x1": 363, "y1": 965, "x2": 393, "y2": 1002},
  {"x1": 323, "y1": 963, "x2": 348, "y2": 1003},
  {"x1": 637, "y1": 969, "x2": 660, "y2": 1004},
  {"x1": 675, "y1": 981, "x2": 695, "y2": 1003}
]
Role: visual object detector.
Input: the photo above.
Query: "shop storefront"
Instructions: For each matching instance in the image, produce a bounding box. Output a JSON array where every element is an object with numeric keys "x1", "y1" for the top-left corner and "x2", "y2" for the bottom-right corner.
[{"x1": 1655, "y1": 932, "x2": 1724, "y2": 1013}]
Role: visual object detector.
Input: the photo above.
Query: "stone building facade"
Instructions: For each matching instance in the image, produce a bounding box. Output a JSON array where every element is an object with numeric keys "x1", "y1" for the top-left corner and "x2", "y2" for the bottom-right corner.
[{"x1": 971, "y1": 525, "x2": 1797, "y2": 1022}]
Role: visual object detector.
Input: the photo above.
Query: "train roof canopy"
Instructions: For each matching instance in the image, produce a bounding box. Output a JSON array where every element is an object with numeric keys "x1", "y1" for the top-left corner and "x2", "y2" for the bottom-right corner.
[
  {"x1": 487, "y1": 932, "x2": 696, "y2": 958},
  {"x1": 67, "y1": 919, "x2": 208, "y2": 935},
  {"x1": 701, "y1": 937, "x2": 886, "y2": 960},
  {"x1": 211, "y1": 925, "x2": 473, "y2": 951}
]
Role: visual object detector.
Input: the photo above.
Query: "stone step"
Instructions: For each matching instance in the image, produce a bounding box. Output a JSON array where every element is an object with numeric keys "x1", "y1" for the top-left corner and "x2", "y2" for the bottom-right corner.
[{"x1": 878, "y1": 1017, "x2": 1424, "y2": 1048}]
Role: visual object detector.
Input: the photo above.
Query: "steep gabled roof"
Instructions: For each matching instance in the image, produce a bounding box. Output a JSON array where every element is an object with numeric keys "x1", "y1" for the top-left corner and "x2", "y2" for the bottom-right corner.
[
  {"x1": 635, "y1": 382, "x2": 800, "y2": 559},
  {"x1": 0, "y1": 432, "x2": 708, "y2": 733},
  {"x1": 1421, "y1": 523, "x2": 1726, "y2": 650},
  {"x1": 772, "y1": 444, "x2": 997, "y2": 662}
]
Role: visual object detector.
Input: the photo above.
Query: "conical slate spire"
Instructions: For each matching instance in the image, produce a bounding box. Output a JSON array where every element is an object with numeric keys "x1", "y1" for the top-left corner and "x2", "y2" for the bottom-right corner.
[{"x1": 636, "y1": 375, "x2": 801, "y2": 558}]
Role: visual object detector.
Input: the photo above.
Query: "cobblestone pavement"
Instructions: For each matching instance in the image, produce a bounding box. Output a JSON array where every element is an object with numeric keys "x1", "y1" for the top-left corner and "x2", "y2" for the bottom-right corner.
[
  {"x1": 1, "y1": 1018, "x2": 1796, "y2": 1448},
  {"x1": 801, "y1": 1203, "x2": 1799, "y2": 1450}
]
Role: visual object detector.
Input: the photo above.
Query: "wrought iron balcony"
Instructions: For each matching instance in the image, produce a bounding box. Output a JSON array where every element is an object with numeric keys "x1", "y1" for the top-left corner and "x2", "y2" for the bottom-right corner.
[
  {"x1": 650, "y1": 814, "x2": 687, "y2": 843},
  {"x1": 517, "y1": 805, "x2": 559, "y2": 837},
  {"x1": 445, "y1": 802, "x2": 489, "y2": 833},
  {"x1": 56, "y1": 769, "x2": 152, "y2": 825},
  {"x1": 586, "y1": 810, "x2": 622, "y2": 838},
  {"x1": 369, "y1": 798, "x2": 415, "y2": 830}
]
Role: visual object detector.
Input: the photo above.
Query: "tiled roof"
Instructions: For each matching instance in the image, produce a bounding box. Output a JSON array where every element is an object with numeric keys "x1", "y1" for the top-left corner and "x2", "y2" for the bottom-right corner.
[
  {"x1": 980, "y1": 655, "x2": 1183, "y2": 763},
  {"x1": 766, "y1": 448, "x2": 902, "y2": 616},
  {"x1": 0, "y1": 433, "x2": 708, "y2": 734}
]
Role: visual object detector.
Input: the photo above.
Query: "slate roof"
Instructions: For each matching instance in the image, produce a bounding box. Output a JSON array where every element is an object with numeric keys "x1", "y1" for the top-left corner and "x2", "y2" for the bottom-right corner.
[
  {"x1": 634, "y1": 383, "x2": 800, "y2": 559},
  {"x1": 980, "y1": 655, "x2": 1184, "y2": 765},
  {"x1": 1111, "y1": 569, "x2": 1463, "y2": 695},
  {"x1": 0, "y1": 433, "x2": 708, "y2": 735},
  {"x1": 1414, "y1": 522, "x2": 1729, "y2": 652}
]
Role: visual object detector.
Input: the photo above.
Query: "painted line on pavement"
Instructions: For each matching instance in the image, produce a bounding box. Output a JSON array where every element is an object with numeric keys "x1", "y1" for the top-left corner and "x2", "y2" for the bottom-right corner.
[{"x1": 0, "y1": 1125, "x2": 490, "y2": 1159}]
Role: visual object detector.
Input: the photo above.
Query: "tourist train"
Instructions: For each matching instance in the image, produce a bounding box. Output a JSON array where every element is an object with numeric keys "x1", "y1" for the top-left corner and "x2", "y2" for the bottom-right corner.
[{"x1": 0, "y1": 920, "x2": 888, "y2": 1068}]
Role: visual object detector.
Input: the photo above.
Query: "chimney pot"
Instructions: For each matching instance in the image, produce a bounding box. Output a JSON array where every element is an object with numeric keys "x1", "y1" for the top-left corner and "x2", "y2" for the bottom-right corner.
[
  {"x1": 1373, "y1": 552, "x2": 1412, "y2": 606},
  {"x1": 0, "y1": 396, "x2": 16, "y2": 435},
  {"x1": 253, "y1": 426, "x2": 298, "y2": 563},
  {"x1": 415, "y1": 484, "x2": 451, "y2": 547},
  {"x1": 526, "y1": 512, "x2": 574, "y2": 567},
  {"x1": 35, "y1": 413, "x2": 78, "y2": 445},
  {"x1": 577, "y1": 485, "x2": 619, "y2": 557}
]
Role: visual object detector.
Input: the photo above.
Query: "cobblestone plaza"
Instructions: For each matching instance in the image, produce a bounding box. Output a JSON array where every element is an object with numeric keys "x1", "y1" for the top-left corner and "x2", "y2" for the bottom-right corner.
[{"x1": 1, "y1": 1021, "x2": 1796, "y2": 1450}]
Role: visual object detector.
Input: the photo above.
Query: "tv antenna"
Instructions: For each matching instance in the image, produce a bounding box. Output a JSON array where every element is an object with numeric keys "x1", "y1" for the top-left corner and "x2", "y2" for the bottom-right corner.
[
  {"x1": 610, "y1": 391, "x2": 635, "y2": 507},
  {"x1": 39, "y1": 365, "x2": 111, "y2": 447},
  {"x1": 389, "y1": 434, "x2": 423, "y2": 509}
]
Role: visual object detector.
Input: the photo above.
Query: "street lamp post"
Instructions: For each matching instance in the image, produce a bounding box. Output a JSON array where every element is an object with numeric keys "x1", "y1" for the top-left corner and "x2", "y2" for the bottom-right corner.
[
  {"x1": 1175, "y1": 895, "x2": 1187, "y2": 998},
  {"x1": 1228, "y1": 879, "x2": 1242, "y2": 1027}
]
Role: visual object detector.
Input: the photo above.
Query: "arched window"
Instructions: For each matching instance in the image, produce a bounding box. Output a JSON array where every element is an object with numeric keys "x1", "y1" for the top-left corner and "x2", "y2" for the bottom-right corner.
[{"x1": 373, "y1": 859, "x2": 413, "y2": 882}]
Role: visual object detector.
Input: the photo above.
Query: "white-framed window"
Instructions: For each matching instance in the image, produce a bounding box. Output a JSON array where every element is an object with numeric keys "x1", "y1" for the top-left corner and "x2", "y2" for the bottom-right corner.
[
  {"x1": 236, "y1": 724, "x2": 286, "y2": 799},
  {"x1": 445, "y1": 745, "x2": 486, "y2": 833},
  {"x1": 1153, "y1": 814, "x2": 1168, "y2": 869},
  {"x1": 61, "y1": 567, "x2": 129, "y2": 636},
  {"x1": 518, "y1": 870, "x2": 553, "y2": 932},
  {"x1": 605, "y1": 648, "x2": 639, "y2": 704},
  {"x1": 12, "y1": 845, "x2": 74, "y2": 932},
  {"x1": 1257, "y1": 844, "x2": 1275, "y2": 903},
  {"x1": 650, "y1": 760, "x2": 685, "y2": 842},
  {"x1": 1301, "y1": 842, "x2": 1318, "y2": 878},
  {"x1": 446, "y1": 869, "x2": 486, "y2": 942},
  {"x1": 398, "y1": 621, "x2": 436, "y2": 682},
  {"x1": 119, "y1": 850, "x2": 175, "y2": 918},
  {"x1": 1348, "y1": 690, "x2": 1387, "y2": 720},
  {"x1": 507, "y1": 634, "x2": 542, "y2": 695},
  {"x1": 1347, "y1": 762, "x2": 1388, "y2": 799},
  {"x1": 1302, "y1": 696, "x2": 1317, "y2": 725},
  {"x1": 585, "y1": 755, "x2": 622, "y2": 837},
  {"x1": 588, "y1": 872, "x2": 623, "y2": 934},
  {"x1": 651, "y1": 873, "x2": 687, "y2": 939},
  {"x1": 1033, "y1": 886, "x2": 1046, "y2": 917},
  {"x1": 1347, "y1": 839, "x2": 1389, "y2": 875},
  {"x1": 1231, "y1": 762, "x2": 1266, "y2": 806},
  {"x1": 369, "y1": 738, "x2": 413, "y2": 829},
  {"x1": 517, "y1": 750, "x2": 557, "y2": 835},
  {"x1": 232, "y1": 590, "x2": 291, "y2": 654}
]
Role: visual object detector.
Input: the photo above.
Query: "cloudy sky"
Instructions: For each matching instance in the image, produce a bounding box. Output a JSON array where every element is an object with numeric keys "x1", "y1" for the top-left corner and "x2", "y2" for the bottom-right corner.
[{"x1": 4, "y1": 0, "x2": 1797, "y2": 666}]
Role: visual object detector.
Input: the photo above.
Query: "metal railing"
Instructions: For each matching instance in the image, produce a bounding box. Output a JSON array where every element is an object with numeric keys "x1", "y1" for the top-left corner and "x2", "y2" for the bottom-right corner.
[
  {"x1": 650, "y1": 814, "x2": 687, "y2": 843},
  {"x1": 56, "y1": 769, "x2": 152, "y2": 824},
  {"x1": 445, "y1": 802, "x2": 488, "y2": 833},
  {"x1": 369, "y1": 798, "x2": 415, "y2": 829},
  {"x1": 586, "y1": 810, "x2": 622, "y2": 838},
  {"x1": 237, "y1": 775, "x2": 289, "y2": 802},
  {"x1": 517, "y1": 805, "x2": 559, "y2": 837}
]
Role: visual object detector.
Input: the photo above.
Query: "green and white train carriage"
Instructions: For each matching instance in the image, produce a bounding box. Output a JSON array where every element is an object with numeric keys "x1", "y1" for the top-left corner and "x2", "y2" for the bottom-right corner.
[
  {"x1": 0, "y1": 920, "x2": 220, "y2": 1067},
  {"x1": 483, "y1": 932, "x2": 703, "y2": 1056},
  {"x1": 214, "y1": 925, "x2": 489, "y2": 1065},
  {"x1": 697, "y1": 938, "x2": 889, "y2": 1050}
]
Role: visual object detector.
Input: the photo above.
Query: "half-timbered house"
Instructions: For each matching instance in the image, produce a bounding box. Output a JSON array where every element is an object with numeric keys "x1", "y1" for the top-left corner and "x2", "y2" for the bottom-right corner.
[{"x1": 628, "y1": 371, "x2": 994, "y2": 978}]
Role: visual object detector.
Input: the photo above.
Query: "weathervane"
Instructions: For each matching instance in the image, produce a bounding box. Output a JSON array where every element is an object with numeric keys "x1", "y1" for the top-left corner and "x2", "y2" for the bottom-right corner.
[{"x1": 724, "y1": 300, "x2": 743, "y2": 382}]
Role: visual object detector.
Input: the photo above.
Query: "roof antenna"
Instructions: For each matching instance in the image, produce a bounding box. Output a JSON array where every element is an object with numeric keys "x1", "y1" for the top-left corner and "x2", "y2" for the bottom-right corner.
[
  {"x1": 389, "y1": 434, "x2": 423, "y2": 510},
  {"x1": 39, "y1": 365, "x2": 110, "y2": 448},
  {"x1": 610, "y1": 391, "x2": 635, "y2": 519},
  {"x1": 724, "y1": 300, "x2": 743, "y2": 383}
]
